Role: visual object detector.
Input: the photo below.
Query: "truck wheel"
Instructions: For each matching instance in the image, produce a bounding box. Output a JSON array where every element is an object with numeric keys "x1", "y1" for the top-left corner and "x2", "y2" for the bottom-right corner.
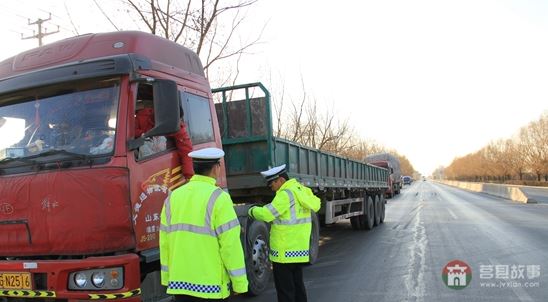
[
  {"x1": 309, "y1": 212, "x2": 320, "y2": 264},
  {"x1": 374, "y1": 195, "x2": 381, "y2": 226},
  {"x1": 351, "y1": 196, "x2": 367, "y2": 230},
  {"x1": 246, "y1": 220, "x2": 271, "y2": 296},
  {"x1": 380, "y1": 195, "x2": 386, "y2": 223},
  {"x1": 139, "y1": 270, "x2": 171, "y2": 302},
  {"x1": 350, "y1": 216, "x2": 361, "y2": 230},
  {"x1": 364, "y1": 196, "x2": 374, "y2": 230}
]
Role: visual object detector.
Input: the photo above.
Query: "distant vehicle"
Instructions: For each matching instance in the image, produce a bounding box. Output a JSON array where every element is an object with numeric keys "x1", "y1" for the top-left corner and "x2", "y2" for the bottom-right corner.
[
  {"x1": 403, "y1": 176, "x2": 412, "y2": 185},
  {"x1": 366, "y1": 153, "x2": 402, "y2": 198}
]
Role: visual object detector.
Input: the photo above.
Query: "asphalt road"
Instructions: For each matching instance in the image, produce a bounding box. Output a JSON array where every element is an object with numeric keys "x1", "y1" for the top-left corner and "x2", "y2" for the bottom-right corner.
[{"x1": 235, "y1": 181, "x2": 548, "y2": 302}]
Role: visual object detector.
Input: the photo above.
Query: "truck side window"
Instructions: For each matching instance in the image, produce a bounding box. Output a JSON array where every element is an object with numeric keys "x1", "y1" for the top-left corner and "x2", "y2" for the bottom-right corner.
[
  {"x1": 135, "y1": 84, "x2": 174, "y2": 160},
  {"x1": 180, "y1": 92, "x2": 214, "y2": 144}
]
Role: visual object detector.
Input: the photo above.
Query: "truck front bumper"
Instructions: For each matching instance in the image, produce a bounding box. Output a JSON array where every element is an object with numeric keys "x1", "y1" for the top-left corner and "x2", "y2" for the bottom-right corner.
[{"x1": 0, "y1": 254, "x2": 141, "y2": 301}]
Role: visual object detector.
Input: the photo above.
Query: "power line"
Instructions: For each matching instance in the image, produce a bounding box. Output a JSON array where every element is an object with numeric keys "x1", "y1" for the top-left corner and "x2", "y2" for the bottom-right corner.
[
  {"x1": 21, "y1": 13, "x2": 60, "y2": 46},
  {"x1": 93, "y1": 0, "x2": 120, "y2": 31},
  {"x1": 0, "y1": 4, "x2": 29, "y2": 20}
]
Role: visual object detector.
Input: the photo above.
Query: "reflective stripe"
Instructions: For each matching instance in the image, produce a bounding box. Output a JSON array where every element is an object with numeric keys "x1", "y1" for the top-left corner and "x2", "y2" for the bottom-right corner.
[
  {"x1": 273, "y1": 217, "x2": 312, "y2": 225},
  {"x1": 205, "y1": 189, "x2": 223, "y2": 228},
  {"x1": 284, "y1": 190, "x2": 297, "y2": 220},
  {"x1": 285, "y1": 250, "x2": 309, "y2": 257},
  {"x1": 265, "y1": 204, "x2": 280, "y2": 218},
  {"x1": 161, "y1": 265, "x2": 169, "y2": 272},
  {"x1": 228, "y1": 268, "x2": 246, "y2": 277},
  {"x1": 215, "y1": 218, "x2": 240, "y2": 236},
  {"x1": 168, "y1": 281, "x2": 221, "y2": 293},
  {"x1": 273, "y1": 189, "x2": 310, "y2": 225},
  {"x1": 163, "y1": 189, "x2": 223, "y2": 237},
  {"x1": 166, "y1": 223, "x2": 216, "y2": 237}
]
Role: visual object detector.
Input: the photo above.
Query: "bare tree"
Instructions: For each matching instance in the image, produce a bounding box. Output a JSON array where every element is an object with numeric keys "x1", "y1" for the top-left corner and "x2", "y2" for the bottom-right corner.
[
  {"x1": 288, "y1": 78, "x2": 307, "y2": 142},
  {"x1": 341, "y1": 139, "x2": 387, "y2": 161},
  {"x1": 90, "y1": 0, "x2": 264, "y2": 85},
  {"x1": 397, "y1": 154, "x2": 415, "y2": 176},
  {"x1": 504, "y1": 138, "x2": 527, "y2": 181},
  {"x1": 285, "y1": 99, "x2": 355, "y2": 155},
  {"x1": 270, "y1": 79, "x2": 286, "y2": 138},
  {"x1": 520, "y1": 114, "x2": 548, "y2": 181}
]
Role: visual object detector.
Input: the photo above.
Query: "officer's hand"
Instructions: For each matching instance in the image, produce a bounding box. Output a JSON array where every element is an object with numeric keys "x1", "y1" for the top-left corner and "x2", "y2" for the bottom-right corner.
[{"x1": 247, "y1": 206, "x2": 256, "y2": 219}]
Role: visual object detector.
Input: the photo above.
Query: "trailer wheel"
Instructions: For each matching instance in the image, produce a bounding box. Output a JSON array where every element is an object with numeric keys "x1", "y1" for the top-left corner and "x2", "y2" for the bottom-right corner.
[
  {"x1": 351, "y1": 196, "x2": 366, "y2": 230},
  {"x1": 364, "y1": 196, "x2": 375, "y2": 230},
  {"x1": 380, "y1": 195, "x2": 386, "y2": 223},
  {"x1": 309, "y1": 212, "x2": 320, "y2": 264},
  {"x1": 374, "y1": 195, "x2": 381, "y2": 226},
  {"x1": 246, "y1": 220, "x2": 271, "y2": 296}
]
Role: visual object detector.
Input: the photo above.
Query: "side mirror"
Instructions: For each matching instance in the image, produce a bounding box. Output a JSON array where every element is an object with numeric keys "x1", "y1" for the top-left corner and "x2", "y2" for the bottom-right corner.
[
  {"x1": 145, "y1": 80, "x2": 180, "y2": 137},
  {"x1": 128, "y1": 79, "x2": 180, "y2": 151}
]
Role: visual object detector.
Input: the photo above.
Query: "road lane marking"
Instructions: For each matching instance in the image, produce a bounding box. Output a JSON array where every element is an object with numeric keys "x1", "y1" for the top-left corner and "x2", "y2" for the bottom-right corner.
[
  {"x1": 403, "y1": 204, "x2": 424, "y2": 229},
  {"x1": 447, "y1": 209, "x2": 458, "y2": 219},
  {"x1": 404, "y1": 209, "x2": 427, "y2": 302}
]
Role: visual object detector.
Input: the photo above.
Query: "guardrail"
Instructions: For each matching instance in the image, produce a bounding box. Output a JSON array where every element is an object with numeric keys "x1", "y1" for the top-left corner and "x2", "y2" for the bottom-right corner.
[{"x1": 438, "y1": 180, "x2": 538, "y2": 203}]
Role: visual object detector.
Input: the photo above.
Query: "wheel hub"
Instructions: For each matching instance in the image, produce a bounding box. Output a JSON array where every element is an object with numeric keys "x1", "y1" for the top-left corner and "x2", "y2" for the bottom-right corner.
[{"x1": 251, "y1": 237, "x2": 267, "y2": 278}]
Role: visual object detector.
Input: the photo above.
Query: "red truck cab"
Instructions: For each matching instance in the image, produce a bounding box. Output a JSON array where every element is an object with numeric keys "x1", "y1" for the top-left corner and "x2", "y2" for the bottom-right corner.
[
  {"x1": 0, "y1": 31, "x2": 225, "y2": 301},
  {"x1": 367, "y1": 160, "x2": 399, "y2": 198}
]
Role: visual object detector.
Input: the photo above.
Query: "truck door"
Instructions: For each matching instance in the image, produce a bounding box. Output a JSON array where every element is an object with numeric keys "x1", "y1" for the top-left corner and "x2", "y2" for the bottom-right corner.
[{"x1": 127, "y1": 82, "x2": 182, "y2": 252}]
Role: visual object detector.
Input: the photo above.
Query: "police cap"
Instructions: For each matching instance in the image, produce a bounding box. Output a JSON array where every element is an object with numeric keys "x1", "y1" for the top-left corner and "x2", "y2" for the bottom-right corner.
[
  {"x1": 260, "y1": 164, "x2": 287, "y2": 182},
  {"x1": 188, "y1": 147, "x2": 225, "y2": 163}
]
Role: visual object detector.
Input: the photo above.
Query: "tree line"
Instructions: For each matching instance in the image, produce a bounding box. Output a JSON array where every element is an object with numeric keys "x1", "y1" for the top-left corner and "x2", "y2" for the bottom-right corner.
[{"x1": 443, "y1": 112, "x2": 548, "y2": 184}]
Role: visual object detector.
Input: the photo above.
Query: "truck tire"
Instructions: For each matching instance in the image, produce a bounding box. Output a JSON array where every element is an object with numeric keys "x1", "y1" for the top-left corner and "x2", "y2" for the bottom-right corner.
[
  {"x1": 309, "y1": 212, "x2": 320, "y2": 264},
  {"x1": 374, "y1": 195, "x2": 381, "y2": 226},
  {"x1": 246, "y1": 220, "x2": 271, "y2": 296},
  {"x1": 351, "y1": 196, "x2": 366, "y2": 230},
  {"x1": 140, "y1": 270, "x2": 171, "y2": 302},
  {"x1": 380, "y1": 195, "x2": 386, "y2": 223},
  {"x1": 364, "y1": 196, "x2": 375, "y2": 230},
  {"x1": 350, "y1": 216, "x2": 361, "y2": 230}
]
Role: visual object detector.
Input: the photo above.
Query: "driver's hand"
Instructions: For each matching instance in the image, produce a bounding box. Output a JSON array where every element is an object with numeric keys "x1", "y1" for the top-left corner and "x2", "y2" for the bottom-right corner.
[{"x1": 27, "y1": 139, "x2": 45, "y2": 153}]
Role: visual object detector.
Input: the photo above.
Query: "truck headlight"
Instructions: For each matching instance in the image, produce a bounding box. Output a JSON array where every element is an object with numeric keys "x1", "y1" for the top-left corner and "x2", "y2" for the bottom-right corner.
[
  {"x1": 92, "y1": 272, "x2": 106, "y2": 288},
  {"x1": 69, "y1": 267, "x2": 123, "y2": 290},
  {"x1": 74, "y1": 272, "x2": 87, "y2": 288}
]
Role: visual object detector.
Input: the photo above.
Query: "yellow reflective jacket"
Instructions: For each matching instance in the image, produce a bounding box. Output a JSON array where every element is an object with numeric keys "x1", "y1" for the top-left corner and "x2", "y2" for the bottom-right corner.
[
  {"x1": 160, "y1": 175, "x2": 248, "y2": 299},
  {"x1": 249, "y1": 178, "x2": 321, "y2": 263}
]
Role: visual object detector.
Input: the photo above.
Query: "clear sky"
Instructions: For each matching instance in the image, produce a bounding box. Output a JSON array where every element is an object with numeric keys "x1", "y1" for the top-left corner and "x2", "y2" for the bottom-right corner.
[{"x1": 1, "y1": 0, "x2": 547, "y2": 175}]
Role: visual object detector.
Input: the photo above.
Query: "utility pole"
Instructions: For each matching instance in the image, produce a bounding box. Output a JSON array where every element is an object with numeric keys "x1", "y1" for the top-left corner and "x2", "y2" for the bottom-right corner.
[{"x1": 21, "y1": 13, "x2": 60, "y2": 46}]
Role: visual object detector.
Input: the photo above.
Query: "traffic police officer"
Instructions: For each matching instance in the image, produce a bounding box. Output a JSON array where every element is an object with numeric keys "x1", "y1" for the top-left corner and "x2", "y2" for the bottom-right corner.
[
  {"x1": 248, "y1": 164, "x2": 321, "y2": 302},
  {"x1": 160, "y1": 147, "x2": 248, "y2": 301}
]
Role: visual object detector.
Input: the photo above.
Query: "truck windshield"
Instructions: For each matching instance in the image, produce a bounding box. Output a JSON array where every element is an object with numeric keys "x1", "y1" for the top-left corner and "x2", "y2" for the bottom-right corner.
[{"x1": 0, "y1": 78, "x2": 120, "y2": 160}]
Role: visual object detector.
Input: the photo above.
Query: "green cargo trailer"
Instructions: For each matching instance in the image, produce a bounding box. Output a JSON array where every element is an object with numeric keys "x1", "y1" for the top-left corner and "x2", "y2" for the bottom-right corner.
[{"x1": 213, "y1": 83, "x2": 389, "y2": 232}]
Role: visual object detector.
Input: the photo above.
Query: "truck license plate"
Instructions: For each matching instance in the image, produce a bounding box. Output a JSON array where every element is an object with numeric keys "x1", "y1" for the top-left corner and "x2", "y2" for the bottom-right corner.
[{"x1": 0, "y1": 272, "x2": 32, "y2": 290}]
